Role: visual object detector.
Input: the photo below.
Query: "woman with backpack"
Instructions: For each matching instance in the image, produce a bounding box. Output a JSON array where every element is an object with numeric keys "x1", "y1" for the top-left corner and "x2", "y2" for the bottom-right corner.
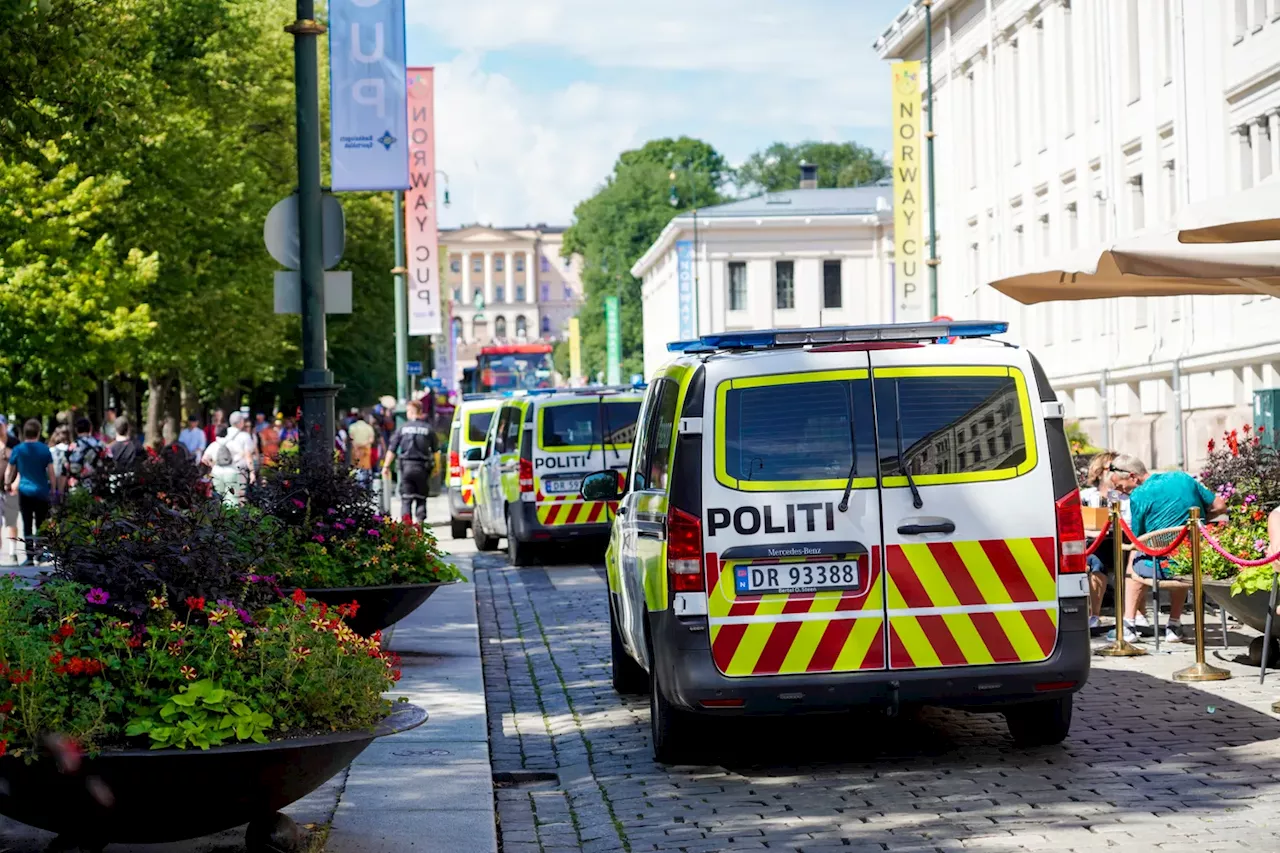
[{"x1": 201, "y1": 425, "x2": 242, "y2": 505}]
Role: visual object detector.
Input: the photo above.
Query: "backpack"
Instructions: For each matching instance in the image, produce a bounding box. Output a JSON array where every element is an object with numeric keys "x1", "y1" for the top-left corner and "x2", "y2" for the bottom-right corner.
[
  {"x1": 213, "y1": 439, "x2": 235, "y2": 468},
  {"x1": 67, "y1": 437, "x2": 102, "y2": 478},
  {"x1": 112, "y1": 439, "x2": 139, "y2": 470}
]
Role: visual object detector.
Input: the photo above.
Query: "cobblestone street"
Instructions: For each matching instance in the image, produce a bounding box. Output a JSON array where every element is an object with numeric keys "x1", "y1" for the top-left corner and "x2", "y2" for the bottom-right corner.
[{"x1": 476, "y1": 553, "x2": 1280, "y2": 853}]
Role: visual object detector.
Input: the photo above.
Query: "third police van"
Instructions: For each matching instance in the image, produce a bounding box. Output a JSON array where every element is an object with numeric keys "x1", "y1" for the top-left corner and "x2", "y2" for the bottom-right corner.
[{"x1": 581, "y1": 321, "x2": 1090, "y2": 763}]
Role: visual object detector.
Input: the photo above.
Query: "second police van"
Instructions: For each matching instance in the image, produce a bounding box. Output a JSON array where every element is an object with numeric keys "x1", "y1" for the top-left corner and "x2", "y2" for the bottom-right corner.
[
  {"x1": 447, "y1": 395, "x2": 502, "y2": 539},
  {"x1": 581, "y1": 321, "x2": 1091, "y2": 763},
  {"x1": 469, "y1": 386, "x2": 645, "y2": 565}
]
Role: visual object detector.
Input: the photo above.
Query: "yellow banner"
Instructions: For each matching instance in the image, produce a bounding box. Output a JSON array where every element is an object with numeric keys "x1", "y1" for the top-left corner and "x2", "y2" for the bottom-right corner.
[
  {"x1": 568, "y1": 317, "x2": 582, "y2": 383},
  {"x1": 892, "y1": 61, "x2": 923, "y2": 321}
]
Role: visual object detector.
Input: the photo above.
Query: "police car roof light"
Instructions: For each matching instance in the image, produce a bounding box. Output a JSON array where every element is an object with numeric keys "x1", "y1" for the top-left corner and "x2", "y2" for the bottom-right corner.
[{"x1": 665, "y1": 321, "x2": 1009, "y2": 352}]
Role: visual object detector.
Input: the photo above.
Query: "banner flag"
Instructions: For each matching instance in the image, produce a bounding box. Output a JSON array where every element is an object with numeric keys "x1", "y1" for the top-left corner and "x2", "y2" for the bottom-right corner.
[
  {"x1": 406, "y1": 67, "x2": 442, "y2": 335},
  {"x1": 675, "y1": 240, "x2": 695, "y2": 340},
  {"x1": 604, "y1": 296, "x2": 621, "y2": 386},
  {"x1": 568, "y1": 317, "x2": 582, "y2": 384},
  {"x1": 892, "y1": 61, "x2": 924, "y2": 320},
  {"x1": 328, "y1": 0, "x2": 410, "y2": 191}
]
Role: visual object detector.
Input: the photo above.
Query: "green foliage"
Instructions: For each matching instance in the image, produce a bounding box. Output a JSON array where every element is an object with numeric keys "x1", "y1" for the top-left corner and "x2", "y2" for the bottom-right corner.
[
  {"x1": 562, "y1": 137, "x2": 730, "y2": 378},
  {"x1": 1168, "y1": 501, "x2": 1271, "y2": 581},
  {"x1": 734, "y1": 141, "x2": 889, "y2": 194},
  {"x1": 1232, "y1": 564, "x2": 1278, "y2": 597},
  {"x1": 127, "y1": 680, "x2": 271, "y2": 750}
]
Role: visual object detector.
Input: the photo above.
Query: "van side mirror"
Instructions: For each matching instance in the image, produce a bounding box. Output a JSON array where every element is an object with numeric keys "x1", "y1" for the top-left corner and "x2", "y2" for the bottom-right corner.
[
  {"x1": 464, "y1": 447, "x2": 483, "y2": 462},
  {"x1": 581, "y1": 470, "x2": 622, "y2": 502}
]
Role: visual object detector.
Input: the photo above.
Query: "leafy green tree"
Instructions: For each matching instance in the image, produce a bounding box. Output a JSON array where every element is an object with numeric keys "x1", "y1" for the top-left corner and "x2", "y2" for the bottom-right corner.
[
  {"x1": 735, "y1": 141, "x2": 888, "y2": 194},
  {"x1": 561, "y1": 137, "x2": 730, "y2": 379}
]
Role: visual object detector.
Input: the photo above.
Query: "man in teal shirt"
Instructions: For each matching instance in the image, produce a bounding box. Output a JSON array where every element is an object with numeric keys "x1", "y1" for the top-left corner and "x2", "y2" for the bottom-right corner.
[{"x1": 1111, "y1": 453, "x2": 1226, "y2": 642}]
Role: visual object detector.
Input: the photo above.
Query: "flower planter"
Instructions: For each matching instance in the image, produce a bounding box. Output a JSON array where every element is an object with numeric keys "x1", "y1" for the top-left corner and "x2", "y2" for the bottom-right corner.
[
  {"x1": 1203, "y1": 578, "x2": 1272, "y2": 633},
  {"x1": 303, "y1": 580, "x2": 459, "y2": 635},
  {"x1": 0, "y1": 702, "x2": 426, "y2": 851}
]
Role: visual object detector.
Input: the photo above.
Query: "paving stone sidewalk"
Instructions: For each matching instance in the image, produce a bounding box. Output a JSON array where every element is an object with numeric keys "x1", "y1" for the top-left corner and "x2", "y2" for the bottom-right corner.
[{"x1": 477, "y1": 556, "x2": 1280, "y2": 853}]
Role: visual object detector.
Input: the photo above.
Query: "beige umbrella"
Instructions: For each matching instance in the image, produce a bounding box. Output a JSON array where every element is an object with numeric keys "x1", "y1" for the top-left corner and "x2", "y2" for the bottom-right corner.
[
  {"x1": 1178, "y1": 176, "x2": 1280, "y2": 244},
  {"x1": 990, "y1": 234, "x2": 1280, "y2": 305}
]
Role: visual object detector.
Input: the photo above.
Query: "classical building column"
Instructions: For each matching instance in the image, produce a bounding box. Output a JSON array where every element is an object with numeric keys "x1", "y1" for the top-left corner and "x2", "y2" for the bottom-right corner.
[
  {"x1": 1269, "y1": 110, "x2": 1280, "y2": 183},
  {"x1": 1253, "y1": 117, "x2": 1271, "y2": 183},
  {"x1": 504, "y1": 250, "x2": 514, "y2": 302},
  {"x1": 483, "y1": 251, "x2": 494, "y2": 304},
  {"x1": 525, "y1": 250, "x2": 536, "y2": 302},
  {"x1": 1235, "y1": 124, "x2": 1254, "y2": 190},
  {"x1": 461, "y1": 250, "x2": 472, "y2": 303}
]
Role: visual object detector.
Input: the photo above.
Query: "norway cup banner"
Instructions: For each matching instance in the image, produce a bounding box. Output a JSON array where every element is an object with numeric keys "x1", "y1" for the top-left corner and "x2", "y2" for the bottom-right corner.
[
  {"x1": 328, "y1": 0, "x2": 410, "y2": 191},
  {"x1": 405, "y1": 67, "x2": 442, "y2": 336}
]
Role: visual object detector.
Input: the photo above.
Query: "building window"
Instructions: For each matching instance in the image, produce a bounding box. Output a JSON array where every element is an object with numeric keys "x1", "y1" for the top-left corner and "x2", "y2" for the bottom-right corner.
[
  {"x1": 1063, "y1": 7, "x2": 1075, "y2": 137},
  {"x1": 1096, "y1": 192, "x2": 1108, "y2": 242},
  {"x1": 473, "y1": 287, "x2": 484, "y2": 306},
  {"x1": 1239, "y1": 125, "x2": 1255, "y2": 190},
  {"x1": 563, "y1": 256, "x2": 572, "y2": 268},
  {"x1": 1162, "y1": 1, "x2": 1175, "y2": 83},
  {"x1": 541, "y1": 316, "x2": 551, "y2": 336},
  {"x1": 494, "y1": 255, "x2": 504, "y2": 272},
  {"x1": 471, "y1": 318, "x2": 482, "y2": 340},
  {"x1": 1256, "y1": 0, "x2": 1267, "y2": 30},
  {"x1": 515, "y1": 315, "x2": 527, "y2": 337},
  {"x1": 450, "y1": 257, "x2": 461, "y2": 273},
  {"x1": 727, "y1": 261, "x2": 747, "y2": 311},
  {"x1": 1067, "y1": 202, "x2": 1079, "y2": 250},
  {"x1": 823, "y1": 260, "x2": 842, "y2": 309},
  {"x1": 452, "y1": 287, "x2": 462, "y2": 303},
  {"x1": 967, "y1": 72, "x2": 978, "y2": 188},
  {"x1": 451, "y1": 316, "x2": 463, "y2": 343},
  {"x1": 1010, "y1": 40, "x2": 1021, "y2": 165},
  {"x1": 774, "y1": 260, "x2": 795, "y2": 310},
  {"x1": 540, "y1": 283, "x2": 550, "y2": 301},
  {"x1": 1034, "y1": 20, "x2": 1046, "y2": 152},
  {"x1": 1129, "y1": 175, "x2": 1145, "y2": 231},
  {"x1": 494, "y1": 285, "x2": 505, "y2": 303},
  {"x1": 516, "y1": 284, "x2": 526, "y2": 302},
  {"x1": 472, "y1": 256, "x2": 483, "y2": 273},
  {"x1": 1259, "y1": 122, "x2": 1274, "y2": 182},
  {"x1": 540, "y1": 256, "x2": 550, "y2": 272},
  {"x1": 1135, "y1": 298, "x2": 1149, "y2": 327},
  {"x1": 1039, "y1": 214, "x2": 1050, "y2": 258},
  {"x1": 516, "y1": 255, "x2": 525, "y2": 272},
  {"x1": 1236, "y1": 0, "x2": 1248, "y2": 40},
  {"x1": 494, "y1": 315, "x2": 507, "y2": 338},
  {"x1": 1165, "y1": 161, "x2": 1179, "y2": 221},
  {"x1": 563, "y1": 285, "x2": 573, "y2": 300},
  {"x1": 1126, "y1": 0, "x2": 1141, "y2": 103}
]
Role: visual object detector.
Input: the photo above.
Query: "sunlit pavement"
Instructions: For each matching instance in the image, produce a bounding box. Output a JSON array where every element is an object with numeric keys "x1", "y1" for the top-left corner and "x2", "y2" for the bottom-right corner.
[{"x1": 468, "y1": 538, "x2": 1280, "y2": 853}]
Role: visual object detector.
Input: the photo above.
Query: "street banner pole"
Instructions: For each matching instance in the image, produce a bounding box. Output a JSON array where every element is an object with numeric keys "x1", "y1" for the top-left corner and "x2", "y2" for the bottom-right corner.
[
  {"x1": 924, "y1": 0, "x2": 939, "y2": 318},
  {"x1": 891, "y1": 61, "x2": 924, "y2": 321},
  {"x1": 392, "y1": 190, "x2": 409, "y2": 403},
  {"x1": 288, "y1": 1, "x2": 338, "y2": 459}
]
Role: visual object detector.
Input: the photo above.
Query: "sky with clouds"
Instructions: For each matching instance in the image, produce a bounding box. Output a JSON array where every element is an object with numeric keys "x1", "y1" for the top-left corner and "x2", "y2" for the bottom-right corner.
[{"x1": 405, "y1": 0, "x2": 909, "y2": 229}]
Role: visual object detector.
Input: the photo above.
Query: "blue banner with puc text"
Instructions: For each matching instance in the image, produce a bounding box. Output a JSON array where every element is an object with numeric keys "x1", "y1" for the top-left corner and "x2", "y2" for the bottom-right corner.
[
  {"x1": 676, "y1": 240, "x2": 695, "y2": 340},
  {"x1": 328, "y1": 0, "x2": 410, "y2": 191}
]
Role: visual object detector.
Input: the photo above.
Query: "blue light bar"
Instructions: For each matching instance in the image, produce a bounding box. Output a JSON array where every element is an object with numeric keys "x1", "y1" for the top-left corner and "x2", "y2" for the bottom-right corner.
[{"x1": 667, "y1": 321, "x2": 1009, "y2": 352}]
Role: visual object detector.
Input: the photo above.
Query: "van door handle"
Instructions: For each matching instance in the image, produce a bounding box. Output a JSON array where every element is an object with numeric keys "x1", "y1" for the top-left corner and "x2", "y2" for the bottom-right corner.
[{"x1": 897, "y1": 522, "x2": 956, "y2": 536}]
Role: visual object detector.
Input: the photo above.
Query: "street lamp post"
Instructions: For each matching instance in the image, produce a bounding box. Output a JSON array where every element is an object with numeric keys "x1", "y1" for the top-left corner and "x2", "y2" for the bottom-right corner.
[
  {"x1": 669, "y1": 169, "x2": 700, "y2": 334},
  {"x1": 287, "y1": 0, "x2": 338, "y2": 460},
  {"x1": 924, "y1": 0, "x2": 940, "y2": 318}
]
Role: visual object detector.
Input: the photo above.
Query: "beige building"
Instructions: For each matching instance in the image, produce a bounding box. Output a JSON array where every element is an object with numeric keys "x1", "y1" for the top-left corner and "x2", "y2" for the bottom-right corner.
[{"x1": 440, "y1": 224, "x2": 585, "y2": 377}]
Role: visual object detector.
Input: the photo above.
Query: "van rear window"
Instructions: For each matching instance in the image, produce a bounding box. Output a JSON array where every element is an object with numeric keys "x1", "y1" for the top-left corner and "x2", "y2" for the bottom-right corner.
[
  {"x1": 540, "y1": 402, "x2": 642, "y2": 449},
  {"x1": 874, "y1": 374, "x2": 1028, "y2": 478},
  {"x1": 721, "y1": 379, "x2": 876, "y2": 485},
  {"x1": 467, "y1": 411, "x2": 494, "y2": 443}
]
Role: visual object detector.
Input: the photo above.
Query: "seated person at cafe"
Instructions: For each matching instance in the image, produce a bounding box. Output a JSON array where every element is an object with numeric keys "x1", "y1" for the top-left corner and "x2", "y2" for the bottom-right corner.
[
  {"x1": 1080, "y1": 452, "x2": 1117, "y2": 631},
  {"x1": 1110, "y1": 454, "x2": 1226, "y2": 643}
]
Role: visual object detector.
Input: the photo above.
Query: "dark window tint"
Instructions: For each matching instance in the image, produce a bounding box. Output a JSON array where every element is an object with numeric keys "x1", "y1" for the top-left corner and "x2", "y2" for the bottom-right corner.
[
  {"x1": 722, "y1": 379, "x2": 876, "y2": 483},
  {"x1": 775, "y1": 260, "x2": 795, "y2": 310},
  {"x1": 467, "y1": 411, "x2": 494, "y2": 443},
  {"x1": 541, "y1": 402, "x2": 642, "y2": 448},
  {"x1": 728, "y1": 262, "x2": 747, "y2": 311},
  {"x1": 645, "y1": 383, "x2": 681, "y2": 491},
  {"x1": 492, "y1": 407, "x2": 513, "y2": 453},
  {"x1": 823, "y1": 260, "x2": 842, "y2": 309},
  {"x1": 874, "y1": 375, "x2": 1027, "y2": 477}
]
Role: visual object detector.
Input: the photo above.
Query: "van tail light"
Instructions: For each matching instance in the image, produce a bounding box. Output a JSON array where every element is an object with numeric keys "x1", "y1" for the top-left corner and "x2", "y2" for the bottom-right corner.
[
  {"x1": 666, "y1": 506, "x2": 704, "y2": 592},
  {"x1": 1055, "y1": 488, "x2": 1087, "y2": 574},
  {"x1": 518, "y1": 458, "x2": 534, "y2": 494},
  {"x1": 449, "y1": 451, "x2": 461, "y2": 480}
]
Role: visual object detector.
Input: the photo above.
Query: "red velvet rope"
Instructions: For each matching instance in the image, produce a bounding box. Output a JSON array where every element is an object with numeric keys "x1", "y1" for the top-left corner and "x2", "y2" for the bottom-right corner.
[
  {"x1": 1117, "y1": 517, "x2": 1189, "y2": 557},
  {"x1": 1082, "y1": 517, "x2": 1111, "y2": 557},
  {"x1": 1197, "y1": 524, "x2": 1280, "y2": 568}
]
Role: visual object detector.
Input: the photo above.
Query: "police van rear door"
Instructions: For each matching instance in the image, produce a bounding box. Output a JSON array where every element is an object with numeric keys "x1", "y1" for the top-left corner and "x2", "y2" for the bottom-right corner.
[
  {"x1": 868, "y1": 346, "x2": 1059, "y2": 671},
  {"x1": 534, "y1": 395, "x2": 641, "y2": 526},
  {"x1": 703, "y1": 350, "x2": 888, "y2": 677}
]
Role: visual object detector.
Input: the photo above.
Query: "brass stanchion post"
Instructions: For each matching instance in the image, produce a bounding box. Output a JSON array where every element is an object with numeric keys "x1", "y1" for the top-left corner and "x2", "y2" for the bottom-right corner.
[
  {"x1": 1098, "y1": 499, "x2": 1147, "y2": 657},
  {"x1": 1174, "y1": 507, "x2": 1231, "y2": 681}
]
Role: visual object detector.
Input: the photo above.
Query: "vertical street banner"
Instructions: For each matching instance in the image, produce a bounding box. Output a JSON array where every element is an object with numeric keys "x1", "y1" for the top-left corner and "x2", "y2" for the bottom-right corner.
[
  {"x1": 892, "y1": 61, "x2": 924, "y2": 320},
  {"x1": 405, "y1": 67, "x2": 442, "y2": 335},
  {"x1": 328, "y1": 0, "x2": 410, "y2": 191},
  {"x1": 568, "y1": 317, "x2": 583, "y2": 384},
  {"x1": 675, "y1": 240, "x2": 695, "y2": 340},
  {"x1": 435, "y1": 309, "x2": 456, "y2": 391},
  {"x1": 604, "y1": 296, "x2": 621, "y2": 386}
]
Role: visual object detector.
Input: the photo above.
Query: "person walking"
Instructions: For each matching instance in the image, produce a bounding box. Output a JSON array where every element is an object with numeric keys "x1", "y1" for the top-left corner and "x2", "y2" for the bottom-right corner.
[
  {"x1": 202, "y1": 425, "x2": 243, "y2": 504},
  {"x1": 257, "y1": 416, "x2": 282, "y2": 466},
  {"x1": 348, "y1": 413, "x2": 377, "y2": 486},
  {"x1": 102, "y1": 409, "x2": 118, "y2": 442},
  {"x1": 225, "y1": 412, "x2": 257, "y2": 489},
  {"x1": 49, "y1": 426, "x2": 71, "y2": 495},
  {"x1": 67, "y1": 418, "x2": 106, "y2": 490},
  {"x1": 382, "y1": 400, "x2": 437, "y2": 525},
  {"x1": 179, "y1": 415, "x2": 207, "y2": 457},
  {"x1": 109, "y1": 418, "x2": 140, "y2": 470},
  {"x1": 5, "y1": 420, "x2": 54, "y2": 566}
]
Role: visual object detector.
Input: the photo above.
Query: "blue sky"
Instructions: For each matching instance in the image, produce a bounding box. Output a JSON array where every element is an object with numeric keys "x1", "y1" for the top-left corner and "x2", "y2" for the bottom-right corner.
[{"x1": 405, "y1": 0, "x2": 909, "y2": 228}]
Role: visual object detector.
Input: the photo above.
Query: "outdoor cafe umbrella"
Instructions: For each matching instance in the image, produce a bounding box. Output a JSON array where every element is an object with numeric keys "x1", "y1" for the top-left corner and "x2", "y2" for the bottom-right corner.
[
  {"x1": 1178, "y1": 175, "x2": 1280, "y2": 244},
  {"x1": 990, "y1": 233, "x2": 1280, "y2": 305}
]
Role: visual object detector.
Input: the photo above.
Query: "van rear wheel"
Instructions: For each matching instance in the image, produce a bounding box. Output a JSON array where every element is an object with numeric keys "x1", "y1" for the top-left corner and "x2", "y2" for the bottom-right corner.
[
  {"x1": 451, "y1": 518, "x2": 468, "y2": 540},
  {"x1": 473, "y1": 514, "x2": 499, "y2": 552},
  {"x1": 610, "y1": 604, "x2": 648, "y2": 695},
  {"x1": 1005, "y1": 695, "x2": 1073, "y2": 747},
  {"x1": 506, "y1": 509, "x2": 533, "y2": 566},
  {"x1": 649, "y1": 657, "x2": 701, "y2": 764}
]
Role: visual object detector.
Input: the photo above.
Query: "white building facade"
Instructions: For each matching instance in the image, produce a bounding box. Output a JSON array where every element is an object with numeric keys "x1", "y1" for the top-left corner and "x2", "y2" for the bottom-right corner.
[
  {"x1": 631, "y1": 187, "x2": 897, "y2": 378},
  {"x1": 877, "y1": 0, "x2": 1280, "y2": 470}
]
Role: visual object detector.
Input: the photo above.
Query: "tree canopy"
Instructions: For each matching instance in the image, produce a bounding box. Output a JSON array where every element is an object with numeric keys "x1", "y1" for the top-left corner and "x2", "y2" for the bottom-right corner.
[
  {"x1": 560, "y1": 137, "x2": 730, "y2": 379},
  {"x1": 735, "y1": 141, "x2": 888, "y2": 194}
]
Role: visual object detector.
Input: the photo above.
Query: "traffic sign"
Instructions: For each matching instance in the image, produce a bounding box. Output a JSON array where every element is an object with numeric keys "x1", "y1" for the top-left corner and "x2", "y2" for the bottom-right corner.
[
  {"x1": 264, "y1": 194, "x2": 346, "y2": 270},
  {"x1": 406, "y1": 361, "x2": 423, "y2": 375}
]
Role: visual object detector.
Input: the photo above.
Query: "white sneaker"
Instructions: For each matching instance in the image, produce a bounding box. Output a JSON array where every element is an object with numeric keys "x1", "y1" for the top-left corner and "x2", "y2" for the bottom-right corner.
[
  {"x1": 1106, "y1": 621, "x2": 1141, "y2": 643},
  {"x1": 1165, "y1": 622, "x2": 1186, "y2": 643},
  {"x1": 1134, "y1": 612, "x2": 1151, "y2": 627},
  {"x1": 1088, "y1": 615, "x2": 1101, "y2": 629}
]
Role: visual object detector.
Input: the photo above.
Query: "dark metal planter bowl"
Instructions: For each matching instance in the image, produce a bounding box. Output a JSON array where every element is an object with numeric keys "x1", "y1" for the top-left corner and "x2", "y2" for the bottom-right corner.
[
  {"x1": 1204, "y1": 578, "x2": 1271, "y2": 633},
  {"x1": 303, "y1": 580, "x2": 459, "y2": 635},
  {"x1": 0, "y1": 703, "x2": 426, "y2": 849}
]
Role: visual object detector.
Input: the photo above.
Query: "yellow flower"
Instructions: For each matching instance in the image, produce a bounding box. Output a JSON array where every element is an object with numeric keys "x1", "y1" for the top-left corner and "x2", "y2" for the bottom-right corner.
[
  {"x1": 150, "y1": 595, "x2": 168, "y2": 611},
  {"x1": 227, "y1": 628, "x2": 246, "y2": 649},
  {"x1": 169, "y1": 620, "x2": 185, "y2": 632},
  {"x1": 208, "y1": 608, "x2": 232, "y2": 625},
  {"x1": 180, "y1": 665, "x2": 197, "y2": 680}
]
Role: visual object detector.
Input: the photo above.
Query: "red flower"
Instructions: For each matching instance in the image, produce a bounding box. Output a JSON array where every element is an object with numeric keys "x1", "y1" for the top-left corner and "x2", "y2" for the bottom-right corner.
[
  {"x1": 126, "y1": 636, "x2": 143, "y2": 649},
  {"x1": 8, "y1": 670, "x2": 32, "y2": 685},
  {"x1": 292, "y1": 588, "x2": 307, "y2": 606},
  {"x1": 0, "y1": 740, "x2": 8, "y2": 758},
  {"x1": 59, "y1": 623, "x2": 75, "y2": 638},
  {"x1": 1208, "y1": 438, "x2": 1216, "y2": 452},
  {"x1": 184, "y1": 596, "x2": 206, "y2": 612},
  {"x1": 1243, "y1": 424, "x2": 1252, "y2": 434},
  {"x1": 390, "y1": 669, "x2": 402, "y2": 682},
  {"x1": 0, "y1": 701, "x2": 13, "y2": 714}
]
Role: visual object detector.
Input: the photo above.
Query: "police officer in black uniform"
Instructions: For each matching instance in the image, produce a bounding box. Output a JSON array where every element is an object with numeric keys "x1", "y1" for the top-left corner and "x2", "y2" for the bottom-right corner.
[{"x1": 382, "y1": 399, "x2": 438, "y2": 524}]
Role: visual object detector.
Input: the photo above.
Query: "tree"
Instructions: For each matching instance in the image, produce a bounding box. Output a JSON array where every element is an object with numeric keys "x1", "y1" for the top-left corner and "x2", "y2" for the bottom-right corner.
[
  {"x1": 561, "y1": 137, "x2": 730, "y2": 379},
  {"x1": 735, "y1": 141, "x2": 888, "y2": 194}
]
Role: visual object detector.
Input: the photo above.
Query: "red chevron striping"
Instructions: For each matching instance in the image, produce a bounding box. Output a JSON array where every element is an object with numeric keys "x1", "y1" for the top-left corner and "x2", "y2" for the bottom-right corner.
[
  {"x1": 543, "y1": 503, "x2": 561, "y2": 525},
  {"x1": 1021, "y1": 608, "x2": 1058, "y2": 657},
  {"x1": 887, "y1": 546, "x2": 933, "y2": 608},
  {"x1": 781, "y1": 595, "x2": 814, "y2": 614},
  {"x1": 859, "y1": 630, "x2": 886, "y2": 669},
  {"x1": 711, "y1": 623, "x2": 747, "y2": 672},
  {"x1": 928, "y1": 542, "x2": 986, "y2": 606},
  {"x1": 586, "y1": 502, "x2": 603, "y2": 523},
  {"x1": 836, "y1": 562, "x2": 879, "y2": 610},
  {"x1": 887, "y1": 624, "x2": 914, "y2": 669},
  {"x1": 751, "y1": 620, "x2": 802, "y2": 674},
  {"x1": 805, "y1": 616, "x2": 857, "y2": 672},
  {"x1": 727, "y1": 599, "x2": 759, "y2": 616},
  {"x1": 980, "y1": 539, "x2": 1040, "y2": 603},
  {"x1": 914, "y1": 614, "x2": 969, "y2": 666},
  {"x1": 968, "y1": 611, "x2": 1020, "y2": 662},
  {"x1": 1031, "y1": 536, "x2": 1058, "y2": 581},
  {"x1": 705, "y1": 552, "x2": 721, "y2": 592},
  {"x1": 565, "y1": 503, "x2": 583, "y2": 524}
]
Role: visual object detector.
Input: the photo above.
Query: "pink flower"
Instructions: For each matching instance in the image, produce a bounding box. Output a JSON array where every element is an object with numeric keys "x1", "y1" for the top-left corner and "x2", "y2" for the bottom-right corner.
[
  {"x1": 312, "y1": 534, "x2": 326, "y2": 543},
  {"x1": 344, "y1": 518, "x2": 356, "y2": 525},
  {"x1": 291, "y1": 498, "x2": 305, "y2": 509},
  {"x1": 366, "y1": 529, "x2": 381, "y2": 537},
  {"x1": 326, "y1": 508, "x2": 337, "y2": 515},
  {"x1": 333, "y1": 522, "x2": 346, "y2": 531},
  {"x1": 86, "y1": 588, "x2": 109, "y2": 605}
]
